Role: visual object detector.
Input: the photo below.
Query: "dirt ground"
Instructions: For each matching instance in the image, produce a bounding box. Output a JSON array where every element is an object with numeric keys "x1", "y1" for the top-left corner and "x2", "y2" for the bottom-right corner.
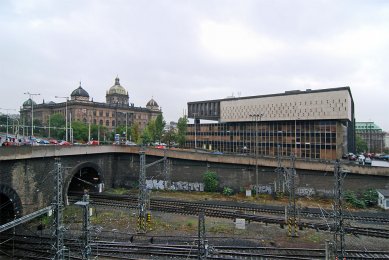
[{"x1": 68, "y1": 190, "x2": 389, "y2": 251}]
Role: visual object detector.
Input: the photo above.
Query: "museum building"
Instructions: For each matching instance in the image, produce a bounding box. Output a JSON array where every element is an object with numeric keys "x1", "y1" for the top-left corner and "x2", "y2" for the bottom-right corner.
[
  {"x1": 186, "y1": 87, "x2": 355, "y2": 160},
  {"x1": 20, "y1": 77, "x2": 161, "y2": 138}
]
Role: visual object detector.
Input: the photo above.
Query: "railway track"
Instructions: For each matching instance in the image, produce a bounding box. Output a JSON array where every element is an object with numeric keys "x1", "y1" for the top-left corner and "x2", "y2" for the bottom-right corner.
[
  {"x1": 2, "y1": 235, "x2": 389, "y2": 259},
  {"x1": 70, "y1": 192, "x2": 389, "y2": 224},
  {"x1": 68, "y1": 193, "x2": 389, "y2": 239}
]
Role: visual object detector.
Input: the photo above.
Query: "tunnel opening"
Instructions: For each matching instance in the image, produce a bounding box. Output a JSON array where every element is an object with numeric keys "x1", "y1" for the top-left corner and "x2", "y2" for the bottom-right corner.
[
  {"x1": 67, "y1": 166, "x2": 103, "y2": 195},
  {"x1": 0, "y1": 193, "x2": 15, "y2": 225}
]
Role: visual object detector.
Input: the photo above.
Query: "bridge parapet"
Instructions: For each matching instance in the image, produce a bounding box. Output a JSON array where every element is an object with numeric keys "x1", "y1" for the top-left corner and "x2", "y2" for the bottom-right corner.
[{"x1": 1, "y1": 146, "x2": 388, "y2": 176}]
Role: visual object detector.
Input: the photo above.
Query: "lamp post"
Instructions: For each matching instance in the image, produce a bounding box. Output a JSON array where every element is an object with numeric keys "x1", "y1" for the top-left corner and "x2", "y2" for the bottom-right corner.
[
  {"x1": 0, "y1": 108, "x2": 16, "y2": 141},
  {"x1": 249, "y1": 113, "x2": 263, "y2": 196},
  {"x1": 277, "y1": 130, "x2": 283, "y2": 156},
  {"x1": 117, "y1": 111, "x2": 128, "y2": 141},
  {"x1": 24, "y1": 92, "x2": 40, "y2": 137},
  {"x1": 55, "y1": 96, "x2": 69, "y2": 141},
  {"x1": 294, "y1": 118, "x2": 300, "y2": 157},
  {"x1": 193, "y1": 113, "x2": 198, "y2": 149}
]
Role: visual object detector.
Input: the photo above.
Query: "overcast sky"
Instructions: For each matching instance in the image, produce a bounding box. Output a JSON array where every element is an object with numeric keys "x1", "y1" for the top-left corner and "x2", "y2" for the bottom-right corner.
[{"x1": 1, "y1": 0, "x2": 389, "y2": 130}]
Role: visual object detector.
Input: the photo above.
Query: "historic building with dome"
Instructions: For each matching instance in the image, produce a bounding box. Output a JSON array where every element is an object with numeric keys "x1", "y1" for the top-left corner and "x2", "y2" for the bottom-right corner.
[{"x1": 20, "y1": 77, "x2": 161, "y2": 139}]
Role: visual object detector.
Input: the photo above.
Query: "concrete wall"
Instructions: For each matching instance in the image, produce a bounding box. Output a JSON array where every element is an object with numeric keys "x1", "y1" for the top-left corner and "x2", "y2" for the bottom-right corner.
[{"x1": 1, "y1": 145, "x2": 389, "y2": 217}]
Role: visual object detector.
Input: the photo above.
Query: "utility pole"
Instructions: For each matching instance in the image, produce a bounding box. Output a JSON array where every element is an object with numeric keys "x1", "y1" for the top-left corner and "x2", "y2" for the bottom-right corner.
[
  {"x1": 163, "y1": 148, "x2": 171, "y2": 189},
  {"x1": 24, "y1": 92, "x2": 40, "y2": 137},
  {"x1": 333, "y1": 160, "x2": 346, "y2": 258},
  {"x1": 198, "y1": 211, "x2": 207, "y2": 259},
  {"x1": 286, "y1": 154, "x2": 298, "y2": 237},
  {"x1": 274, "y1": 144, "x2": 284, "y2": 197},
  {"x1": 75, "y1": 192, "x2": 91, "y2": 260},
  {"x1": 138, "y1": 150, "x2": 148, "y2": 234},
  {"x1": 52, "y1": 158, "x2": 66, "y2": 259}
]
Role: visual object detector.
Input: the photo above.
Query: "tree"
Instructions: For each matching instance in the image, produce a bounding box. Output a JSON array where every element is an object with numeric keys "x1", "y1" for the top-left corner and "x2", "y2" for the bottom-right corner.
[
  {"x1": 203, "y1": 171, "x2": 219, "y2": 192},
  {"x1": 162, "y1": 127, "x2": 177, "y2": 147},
  {"x1": 155, "y1": 114, "x2": 166, "y2": 143},
  {"x1": 356, "y1": 135, "x2": 368, "y2": 154},
  {"x1": 50, "y1": 113, "x2": 65, "y2": 140},
  {"x1": 142, "y1": 119, "x2": 156, "y2": 144},
  {"x1": 176, "y1": 116, "x2": 188, "y2": 148},
  {"x1": 130, "y1": 123, "x2": 141, "y2": 144},
  {"x1": 71, "y1": 121, "x2": 88, "y2": 142}
]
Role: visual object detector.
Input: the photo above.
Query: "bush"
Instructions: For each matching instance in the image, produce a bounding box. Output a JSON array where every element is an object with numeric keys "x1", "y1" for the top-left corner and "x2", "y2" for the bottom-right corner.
[
  {"x1": 344, "y1": 191, "x2": 366, "y2": 208},
  {"x1": 223, "y1": 187, "x2": 234, "y2": 196},
  {"x1": 203, "y1": 171, "x2": 219, "y2": 192},
  {"x1": 362, "y1": 189, "x2": 378, "y2": 207}
]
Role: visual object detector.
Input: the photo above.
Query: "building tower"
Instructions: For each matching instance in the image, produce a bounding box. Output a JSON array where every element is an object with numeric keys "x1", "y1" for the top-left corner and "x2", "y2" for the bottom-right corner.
[{"x1": 106, "y1": 76, "x2": 129, "y2": 106}]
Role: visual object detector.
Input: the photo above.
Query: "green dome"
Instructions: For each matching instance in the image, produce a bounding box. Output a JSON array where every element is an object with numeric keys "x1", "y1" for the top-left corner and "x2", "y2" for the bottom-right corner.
[
  {"x1": 108, "y1": 77, "x2": 127, "y2": 95},
  {"x1": 23, "y1": 98, "x2": 37, "y2": 107}
]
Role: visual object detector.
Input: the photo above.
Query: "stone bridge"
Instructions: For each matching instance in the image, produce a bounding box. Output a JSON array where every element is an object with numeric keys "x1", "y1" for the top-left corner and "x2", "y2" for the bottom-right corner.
[{"x1": 1, "y1": 145, "x2": 389, "y2": 224}]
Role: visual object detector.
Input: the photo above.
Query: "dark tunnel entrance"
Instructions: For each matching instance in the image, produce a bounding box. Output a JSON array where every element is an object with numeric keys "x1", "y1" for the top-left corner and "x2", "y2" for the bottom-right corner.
[
  {"x1": 0, "y1": 193, "x2": 15, "y2": 225},
  {"x1": 67, "y1": 166, "x2": 103, "y2": 195}
]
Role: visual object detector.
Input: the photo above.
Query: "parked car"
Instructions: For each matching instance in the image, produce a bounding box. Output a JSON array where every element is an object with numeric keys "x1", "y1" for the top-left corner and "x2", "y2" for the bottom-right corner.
[
  {"x1": 364, "y1": 157, "x2": 372, "y2": 165},
  {"x1": 38, "y1": 139, "x2": 50, "y2": 145},
  {"x1": 59, "y1": 141, "x2": 71, "y2": 146},
  {"x1": 49, "y1": 139, "x2": 58, "y2": 145},
  {"x1": 125, "y1": 141, "x2": 137, "y2": 146},
  {"x1": 87, "y1": 140, "x2": 99, "y2": 145},
  {"x1": 211, "y1": 151, "x2": 223, "y2": 155},
  {"x1": 380, "y1": 155, "x2": 389, "y2": 161},
  {"x1": 348, "y1": 153, "x2": 357, "y2": 161}
]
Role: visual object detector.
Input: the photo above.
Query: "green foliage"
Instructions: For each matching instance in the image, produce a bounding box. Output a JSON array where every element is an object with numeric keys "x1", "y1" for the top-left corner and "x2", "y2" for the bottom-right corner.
[
  {"x1": 130, "y1": 123, "x2": 141, "y2": 144},
  {"x1": 222, "y1": 186, "x2": 234, "y2": 196},
  {"x1": 203, "y1": 171, "x2": 219, "y2": 192},
  {"x1": 155, "y1": 114, "x2": 166, "y2": 143},
  {"x1": 50, "y1": 113, "x2": 65, "y2": 139},
  {"x1": 362, "y1": 188, "x2": 378, "y2": 207},
  {"x1": 176, "y1": 116, "x2": 188, "y2": 148},
  {"x1": 142, "y1": 119, "x2": 156, "y2": 144},
  {"x1": 71, "y1": 121, "x2": 88, "y2": 141},
  {"x1": 162, "y1": 127, "x2": 177, "y2": 147},
  {"x1": 344, "y1": 191, "x2": 366, "y2": 208},
  {"x1": 355, "y1": 135, "x2": 368, "y2": 154},
  {"x1": 344, "y1": 189, "x2": 378, "y2": 209}
]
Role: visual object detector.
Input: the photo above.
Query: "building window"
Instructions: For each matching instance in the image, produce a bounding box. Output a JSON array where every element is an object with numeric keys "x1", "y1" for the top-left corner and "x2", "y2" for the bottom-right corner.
[
  {"x1": 106, "y1": 120, "x2": 109, "y2": 126},
  {"x1": 112, "y1": 120, "x2": 115, "y2": 126},
  {"x1": 99, "y1": 120, "x2": 103, "y2": 125}
]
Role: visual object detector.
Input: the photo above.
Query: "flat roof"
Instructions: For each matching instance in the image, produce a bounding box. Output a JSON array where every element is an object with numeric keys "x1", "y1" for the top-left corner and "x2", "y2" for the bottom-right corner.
[{"x1": 188, "y1": 86, "x2": 352, "y2": 104}]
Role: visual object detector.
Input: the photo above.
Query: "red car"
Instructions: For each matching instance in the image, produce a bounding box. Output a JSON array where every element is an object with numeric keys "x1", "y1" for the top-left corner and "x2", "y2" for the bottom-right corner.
[
  {"x1": 87, "y1": 140, "x2": 99, "y2": 145},
  {"x1": 49, "y1": 139, "x2": 58, "y2": 145}
]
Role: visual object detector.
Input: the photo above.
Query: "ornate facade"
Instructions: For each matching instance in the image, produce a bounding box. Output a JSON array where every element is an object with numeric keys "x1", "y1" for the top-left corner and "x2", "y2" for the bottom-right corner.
[{"x1": 20, "y1": 77, "x2": 161, "y2": 138}]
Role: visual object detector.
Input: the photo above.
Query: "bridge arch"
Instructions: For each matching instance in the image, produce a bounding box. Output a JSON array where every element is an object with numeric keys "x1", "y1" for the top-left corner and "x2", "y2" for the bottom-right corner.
[
  {"x1": 0, "y1": 185, "x2": 23, "y2": 224},
  {"x1": 65, "y1": 161, "x2": 104, "y2": 197}
]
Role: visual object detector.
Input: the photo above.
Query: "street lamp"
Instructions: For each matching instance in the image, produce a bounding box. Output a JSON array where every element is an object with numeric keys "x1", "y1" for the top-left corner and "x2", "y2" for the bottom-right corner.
[
  {"x1": 0, "y1": 108, "x2": 16, "y2": 141},
  {"x1": 294, "y1": 118, "x2": 301, "y2": 158},
  {"x1": 55, "y1": 96, "x2": 69, "y2": 141},
  {"x1": 24, "y1": 92, "x2": 40, "y2": 137},
  {"x1": 249, "y1": 113, "x2": 264, "y2": 196},
  {"x1": 117, "y1": 111, "x2": 128, "y2": 141},
  {"x1": 193, "y1": 113, "x2": 199, "y2": 149},
  {"x1": 277, "y1": 130, "x2": 283, "y2": 157}
]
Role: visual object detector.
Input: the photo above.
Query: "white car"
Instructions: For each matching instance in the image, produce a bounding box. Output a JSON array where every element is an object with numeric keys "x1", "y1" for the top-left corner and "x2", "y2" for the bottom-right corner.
[{"x1": 364, "y1": 157, "x2": 372, "y2": 165}]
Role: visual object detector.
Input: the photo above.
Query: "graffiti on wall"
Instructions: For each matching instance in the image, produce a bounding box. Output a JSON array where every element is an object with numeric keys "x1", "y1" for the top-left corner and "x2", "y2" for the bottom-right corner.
[{"x1": 146, "y1": 179, "x2": 204, "y2": 192}]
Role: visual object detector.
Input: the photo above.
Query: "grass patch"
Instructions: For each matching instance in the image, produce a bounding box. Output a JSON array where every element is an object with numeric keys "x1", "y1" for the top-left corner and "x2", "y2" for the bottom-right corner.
[{"x1": 105, "y1": 188, "x2": 130, "y2": 195}]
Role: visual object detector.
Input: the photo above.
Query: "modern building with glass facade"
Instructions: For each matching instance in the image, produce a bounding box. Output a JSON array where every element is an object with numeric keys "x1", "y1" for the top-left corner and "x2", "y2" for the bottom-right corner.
[
  {"x1": 186, "y1": 87, "x2": 355, "y2": 160},
  {"x1": 355, "y1": 122, "x2": 386, "y2": 153}
]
